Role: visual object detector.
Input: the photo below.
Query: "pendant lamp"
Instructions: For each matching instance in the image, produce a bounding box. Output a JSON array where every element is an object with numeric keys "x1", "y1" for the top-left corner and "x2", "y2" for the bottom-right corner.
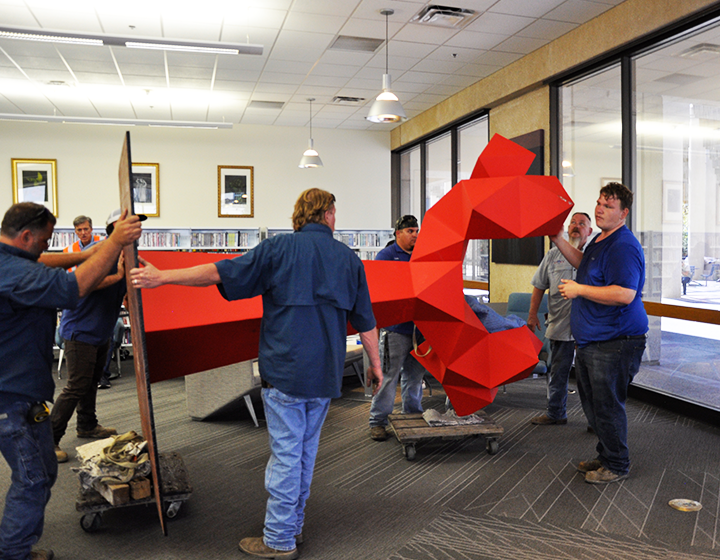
[
  {"x1": 367, "y1": 9, "x2": 407, "y2": 123},
  {"x1": 299, "y1": 98, "x2": 323, "y2": 168}
]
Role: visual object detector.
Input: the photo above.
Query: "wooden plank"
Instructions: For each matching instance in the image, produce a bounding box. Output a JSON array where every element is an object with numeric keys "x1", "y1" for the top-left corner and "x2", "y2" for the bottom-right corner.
[
  {"x1": 129, "y1": 477, "x2": 152, "y2": 500},
  {"x1": 119, "y1": 131, "x2": 166, "y2": 535},
  {"x1": 92, "y1": 481, "x2": 130, "y2": 506},
  {"x1": 388, "y1": 412, "x2": 503, "y2": 444}
]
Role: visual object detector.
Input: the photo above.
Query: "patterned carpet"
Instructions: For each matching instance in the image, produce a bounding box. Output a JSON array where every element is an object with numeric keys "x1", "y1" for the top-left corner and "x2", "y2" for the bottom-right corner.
[{"x1": 4, "y1": 361, "x2": 720, "y2": 559}]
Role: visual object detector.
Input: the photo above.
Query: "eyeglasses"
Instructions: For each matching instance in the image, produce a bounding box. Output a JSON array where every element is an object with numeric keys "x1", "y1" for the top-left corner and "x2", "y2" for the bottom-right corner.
[{"x1": 15, "y1": 206, "x2": 49, "y2": 233}]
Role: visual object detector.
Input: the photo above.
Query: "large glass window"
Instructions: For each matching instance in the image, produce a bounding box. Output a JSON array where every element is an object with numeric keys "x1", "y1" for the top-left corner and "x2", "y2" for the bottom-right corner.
[
  {"x1": 395, "y1": 115, "x2": 489, "y2": 284},
  {"x1": 561, "y1": 18, "x2": 720, "y2": 412}
]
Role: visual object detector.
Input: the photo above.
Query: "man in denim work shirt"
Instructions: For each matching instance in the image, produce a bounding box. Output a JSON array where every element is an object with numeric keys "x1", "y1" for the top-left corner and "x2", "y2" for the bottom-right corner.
[
  {"x1": 550, "y1": 183, "x2": 648, "y2": 485},
  {"x1": 368, "y1": 215, "x2": 428, "y2": 442},
  {"x1": 529, "y1": 212, "x2": 592, "y2": 426},
  {"x1": 0, "y1": 203, "x2": 141, "y2": 560},
  {"x1": 130, "y1": 189, "x2": 382, "y2": 560}
]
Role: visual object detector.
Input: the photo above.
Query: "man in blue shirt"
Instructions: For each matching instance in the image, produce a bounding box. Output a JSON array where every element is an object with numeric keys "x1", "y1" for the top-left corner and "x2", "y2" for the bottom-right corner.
[
  {"x1": 130, "y1": 189, "x2": 382, "y2": 560},
  {"x1": 51, "y1": 209, "x2": 142, "y2": 463},
  {"x1": 0, "y1": 202, "x2": 141, "y2": 560},
  {"x1": 551, "y1": 183, "x2": 648, "y2": 485},
  {"x1": 368, "y1": 215, "x2": 428, "y2": 441}
]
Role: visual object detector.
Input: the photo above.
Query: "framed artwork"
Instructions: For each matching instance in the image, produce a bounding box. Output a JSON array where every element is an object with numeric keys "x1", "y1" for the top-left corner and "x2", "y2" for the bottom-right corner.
[
  {"x1": 663, "y1": 180, "x2": 682, "y2": 224},
  {"x1": 218, "y1": 165, "x2": 254, "y2": 218},
  {"x1": 11, "y1": 158, "x2": 58, "y2": 216},
  {"x1": 131, "y1": 163, "x2": 159, "y2": 217}
]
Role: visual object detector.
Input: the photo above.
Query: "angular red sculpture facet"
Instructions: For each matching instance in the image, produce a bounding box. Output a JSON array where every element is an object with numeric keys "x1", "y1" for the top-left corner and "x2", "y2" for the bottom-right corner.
[{"x1": 139, "y1": 134, "x2": 574, "y2": 416}]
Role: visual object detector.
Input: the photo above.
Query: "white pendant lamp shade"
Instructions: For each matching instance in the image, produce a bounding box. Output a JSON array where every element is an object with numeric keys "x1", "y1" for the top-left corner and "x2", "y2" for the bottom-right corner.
[
  {"x1": 367, "y1": 74, "x2": 407, "y2": 123},
  {"x1": 299, "y1": 98, "x2": 323, "y2": 168},
  {"x1": 299, "y1": 139, "x2": 323, "y2": 168},
  {"x1": 367, "y1": 9, "x2": 407, "y2": 124}
]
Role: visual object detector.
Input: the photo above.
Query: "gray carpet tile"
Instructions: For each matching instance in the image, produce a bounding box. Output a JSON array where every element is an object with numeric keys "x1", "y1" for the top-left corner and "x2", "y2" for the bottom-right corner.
[{"x1": 3, "y1": 360, "x2": 720, "y2": 559}]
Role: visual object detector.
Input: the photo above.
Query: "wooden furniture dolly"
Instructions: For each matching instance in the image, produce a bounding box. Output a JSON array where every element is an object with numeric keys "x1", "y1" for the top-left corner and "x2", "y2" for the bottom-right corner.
[
  {"x1": 76, "y1": 451, "x2": 192, "y2": 533},
  {"x1": 387, "y1": 411, "x2": 503, "y2": 461}
]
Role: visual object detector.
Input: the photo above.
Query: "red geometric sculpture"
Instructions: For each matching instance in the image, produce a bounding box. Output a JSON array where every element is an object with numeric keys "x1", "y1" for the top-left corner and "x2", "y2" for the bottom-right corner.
[{"x1": 138, "y1": 134, "x2": 573, "y2": 416}]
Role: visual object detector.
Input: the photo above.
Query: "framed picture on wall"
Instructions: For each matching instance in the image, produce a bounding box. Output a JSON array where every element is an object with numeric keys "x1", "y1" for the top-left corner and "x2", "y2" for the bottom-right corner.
[
  {"x1": 218, "y1": 165, "x2": 254, "y2": 218},
  {"x1": 131, "y1": 163, "x2": 159, "y2": 217},
  {"x1": 11, "y1": 158, "x2": 58, "y2": 216}
]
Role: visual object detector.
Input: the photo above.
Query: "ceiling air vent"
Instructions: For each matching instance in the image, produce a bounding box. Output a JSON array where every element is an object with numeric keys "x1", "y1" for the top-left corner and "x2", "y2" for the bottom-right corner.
[
  {"x1": 329, "y1": 35, "x2": 384, "y2": 53},
  {"x1": 332, "y1": 96, "x2": 366, "y2": 105},
  {"x1": 248, "y1": 100, "x2": 284, "y2": 110},
  {"x1": 412, "y1": 5, "x2": 478, "y2": 28}
]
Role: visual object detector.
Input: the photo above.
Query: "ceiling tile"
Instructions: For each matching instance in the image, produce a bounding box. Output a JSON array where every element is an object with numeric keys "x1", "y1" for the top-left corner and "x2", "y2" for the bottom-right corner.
[
  {"x1": 283, "y1": 12, "x2": 348, "y2": 34},
  {"x1": 544, "y1": 0, "x2": 611, "y2": 24},
  {"x1": 517, "y1": 18, "x2": 577, "y2": 40},
  {"x1": 394, "y1": 23, "x2": 459, "y2": 45},
  {"x1": 444, "y1": 30, "x2": 508, "y2": 51},
  {"x1": 489, "y1": 0, "x2": 566, "y2": 18},
  {"x1": 466, "y1": 12, "x2": 535, "y2": 35}
]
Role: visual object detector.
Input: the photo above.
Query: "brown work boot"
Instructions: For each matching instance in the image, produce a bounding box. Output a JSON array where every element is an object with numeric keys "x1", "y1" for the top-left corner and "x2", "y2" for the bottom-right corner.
[
  {"x1": 531, "y1": 414, "x2": 567, "y2": 425},
  {"x1": 238, "y1": 537, "x2": 298, "y2": 559},
  {"x1": 30, "y1": 549, "x2": 54, "y2": 560},
  {"x1": 54, "y1": 445, "x2": 68, "y2": 463},
  {"x1": 585, "y1": 466, "x2": 629, "y2": 485},
  {"x1": 77, "y1": 425, "x2": 117, "y2": 439},
  {"x1": 576, "y1": 459, "x2": 603, "y2": 473},
  {"x1": 369, "y1": 426, "x2": 389, "y2": 441}
]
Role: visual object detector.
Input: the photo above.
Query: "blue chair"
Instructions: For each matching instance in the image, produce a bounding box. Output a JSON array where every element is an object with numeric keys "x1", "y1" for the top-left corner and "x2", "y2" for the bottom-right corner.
[
  {"x1": 506, "y1": 292, "x2": 550, "y2": 374},
  {"x1": 701, "y1": 263, "x2": 719, "y2": 286}
]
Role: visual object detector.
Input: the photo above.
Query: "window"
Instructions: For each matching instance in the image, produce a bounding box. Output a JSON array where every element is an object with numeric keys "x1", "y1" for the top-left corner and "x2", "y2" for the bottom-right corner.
[
  {"x1": 559, "y1": 17, "x2": 720, "y2": 411},
  {"x1": 395, "y1": 115, "x2": 489, "y2": 283}
]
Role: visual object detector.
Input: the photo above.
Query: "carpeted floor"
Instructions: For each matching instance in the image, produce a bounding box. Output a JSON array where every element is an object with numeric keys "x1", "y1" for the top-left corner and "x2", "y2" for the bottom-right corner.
[{"x1": 5, "y1": 360, "x2": 720, "y2": 560}]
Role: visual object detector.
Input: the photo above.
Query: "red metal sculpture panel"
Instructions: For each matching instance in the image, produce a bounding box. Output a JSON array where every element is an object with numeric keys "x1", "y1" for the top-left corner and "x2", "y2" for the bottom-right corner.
[{"x1": 139, "y1": 134, "x2": 573, "y2": 416}]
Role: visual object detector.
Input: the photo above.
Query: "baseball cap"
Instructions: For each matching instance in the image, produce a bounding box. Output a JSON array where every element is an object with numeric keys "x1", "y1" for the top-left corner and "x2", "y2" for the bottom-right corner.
[
  {"x1": 394, "y1": 215, "x2": 418, "y2": 231},
  {"x1": 106, "y1": 208, "x2": 147, "y2": 226}
]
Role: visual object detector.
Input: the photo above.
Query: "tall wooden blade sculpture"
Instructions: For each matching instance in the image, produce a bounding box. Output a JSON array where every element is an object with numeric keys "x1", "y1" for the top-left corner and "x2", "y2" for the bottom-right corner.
[{"x1": 118, "y1": 132, "x2": 166, "y2": 535}]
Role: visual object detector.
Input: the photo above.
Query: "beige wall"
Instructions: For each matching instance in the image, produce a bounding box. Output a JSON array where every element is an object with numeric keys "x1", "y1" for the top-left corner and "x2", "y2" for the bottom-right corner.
[
  {"x1": 488, "y1": 88, "x2": 551, "y2": 302},
  {"x1": 0, "y1": 122, "x2": 391, "y2": 231},
  {"x1": 391, "y1": 0, "x2": 720, "y2": 302}
]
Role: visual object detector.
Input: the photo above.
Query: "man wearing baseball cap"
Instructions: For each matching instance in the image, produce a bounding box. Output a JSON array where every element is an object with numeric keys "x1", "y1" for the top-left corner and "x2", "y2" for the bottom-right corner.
[
  {"x1": 51, "y1": 209, "x2": 144, "y2": 462},
  {"x1": 368, "y1": 215, "x2": 428, "y2": 441}
]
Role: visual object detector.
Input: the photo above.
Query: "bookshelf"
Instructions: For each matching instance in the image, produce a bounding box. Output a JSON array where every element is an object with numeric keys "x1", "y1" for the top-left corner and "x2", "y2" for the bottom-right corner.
[
  {"x1": 50, "y1": 227, "x2": 260, "y2": 252},
  {"x1": 265, "y1": 228, "x2": 394, "y2": 260}
]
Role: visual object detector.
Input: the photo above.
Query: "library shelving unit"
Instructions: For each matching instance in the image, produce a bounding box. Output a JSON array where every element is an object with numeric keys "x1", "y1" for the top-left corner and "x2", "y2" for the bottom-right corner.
[
  {"x1": 265, "y1": 228, "x2": 394, "y2": 260},
  {"x1": 50, "y1": 227, "x2": 261, "y2": 252}
]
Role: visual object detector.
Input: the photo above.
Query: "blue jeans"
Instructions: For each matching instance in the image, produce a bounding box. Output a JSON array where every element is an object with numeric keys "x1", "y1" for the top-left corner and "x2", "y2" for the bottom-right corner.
[
  {"x1": 0, "y1": 401, "x2": 57, "y2": 560},
  {"x1": 368, "y1": 330, "x2": 425, "y2": 427},
  {"x1": 575, "y1": 336, "x2": 645, "y2": 476},
  {"x1": 546, "y1": 339, "x2": 575, "y2": 421},
  {"x1": 261, "y1": 388, "x2": 330, "y2": 551}
]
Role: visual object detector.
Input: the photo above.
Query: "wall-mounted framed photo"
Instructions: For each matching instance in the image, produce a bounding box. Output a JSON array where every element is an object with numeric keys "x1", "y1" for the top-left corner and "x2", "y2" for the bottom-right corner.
[
  {"x1": 131, "y1": 162, "x2": 159, "y2": 217},
  {"x1": 218, "y1": 165, "x2": 254, "y2": 218},
  {"x1": 11, "y1": 158, "x2": 58, "y2": 216}
]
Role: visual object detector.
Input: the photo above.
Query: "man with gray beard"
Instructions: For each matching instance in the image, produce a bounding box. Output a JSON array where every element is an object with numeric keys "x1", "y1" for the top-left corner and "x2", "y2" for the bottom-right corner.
[{"x1": 528, "y1": 212, "x2": 593, "y2": 425}]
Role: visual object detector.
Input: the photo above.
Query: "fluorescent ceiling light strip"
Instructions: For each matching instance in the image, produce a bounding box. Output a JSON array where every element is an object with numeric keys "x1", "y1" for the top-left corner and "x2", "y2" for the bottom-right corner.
[
  {"x1": 0, "y1": 30, "x2": 102, "y2": 46},
  {"x1": 0, "y1": 113, "x2": 232, "y2": 129},
  {"x1": 0, "y1": 26, "x2": 262, "y2": 56},
  {"x1": 125, "y1": 42, "x2": 239, "y2": 55}
]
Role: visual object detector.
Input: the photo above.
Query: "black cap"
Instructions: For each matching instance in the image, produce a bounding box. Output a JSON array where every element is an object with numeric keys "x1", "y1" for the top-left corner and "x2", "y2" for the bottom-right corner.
[{"x1": 395, "y1": 215, "x2": 418, "y2": 231}]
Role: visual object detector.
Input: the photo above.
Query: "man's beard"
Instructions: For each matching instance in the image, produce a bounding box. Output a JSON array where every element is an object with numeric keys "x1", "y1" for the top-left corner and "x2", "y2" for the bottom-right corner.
[{"x1": 569, "y1": 235, "x2": 583, "y2": 249}]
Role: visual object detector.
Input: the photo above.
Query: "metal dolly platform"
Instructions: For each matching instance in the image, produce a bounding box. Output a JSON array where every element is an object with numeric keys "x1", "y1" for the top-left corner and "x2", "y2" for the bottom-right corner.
[
  {"x1": 387, "y1": 411, "x2": 503, "y2": 461},
  {"x1": 76, "y1": 451, "x2": 192, "y2": 533}
]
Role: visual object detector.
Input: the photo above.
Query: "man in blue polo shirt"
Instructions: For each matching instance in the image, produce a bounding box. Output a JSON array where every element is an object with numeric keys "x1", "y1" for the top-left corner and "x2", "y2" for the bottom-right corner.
[
  {"x1": 0, "y1": 202, "x2": 141, "y2": 560},
  {"x1": 551, "y1": 182, "x2": 648, "y2": 485},
  {"x1": 130, "y1": 188, "x2": 383, "y2": 560},
  {"x1": 368, "y1": 215, "x2": 428, "y2": 442}
]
